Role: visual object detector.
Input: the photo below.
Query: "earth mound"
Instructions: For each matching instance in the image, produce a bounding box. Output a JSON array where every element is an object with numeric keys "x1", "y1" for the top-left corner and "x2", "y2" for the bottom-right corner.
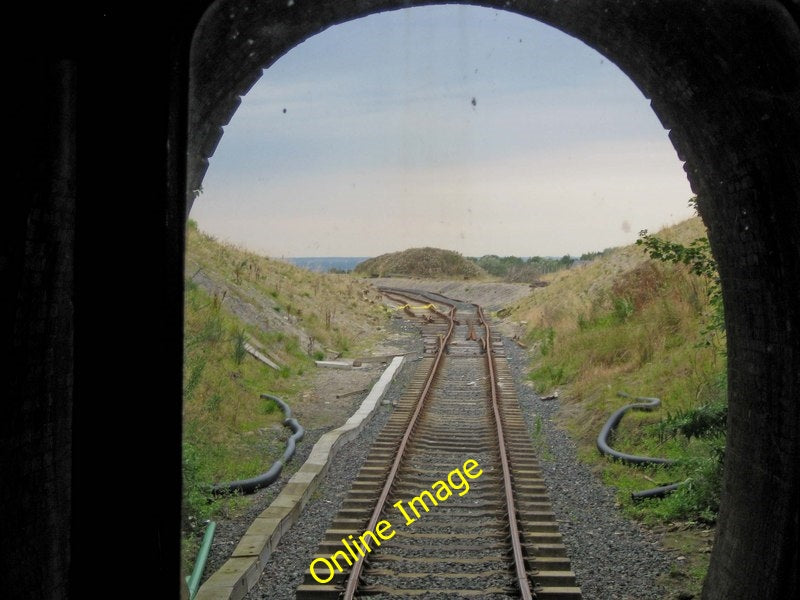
[{"x1": 354, "y1": 247, "x2": 487, "y2": 279}]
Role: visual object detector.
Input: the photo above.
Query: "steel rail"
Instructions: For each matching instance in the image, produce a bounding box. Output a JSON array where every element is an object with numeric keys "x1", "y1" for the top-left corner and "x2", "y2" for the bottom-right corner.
[
  {"x1": 478, "y1": 305, "x2": 534, "y2": 600},
  {"x1": 342, "y1": 295, "x2": 457, "y2": 600},
  {"x1": 379, "y1": 287, "x2": 457, "y2": 324}
]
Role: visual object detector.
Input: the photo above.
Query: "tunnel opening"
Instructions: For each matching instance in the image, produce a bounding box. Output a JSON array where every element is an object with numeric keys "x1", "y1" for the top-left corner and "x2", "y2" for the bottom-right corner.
[
  {"x1": 185, "y1": 4, "x2": 699, "y2": 595},
  {"x1": 183, "y1": 2, "x2": 800, "y2": 600},
  {"x1": 5, "y1": 3, "x2": 797, "y2": 600}
]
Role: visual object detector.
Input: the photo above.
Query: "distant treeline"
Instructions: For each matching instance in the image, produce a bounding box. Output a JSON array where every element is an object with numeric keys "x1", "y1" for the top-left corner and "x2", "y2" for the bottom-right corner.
[
  {"x1": 287, "y1": 257, "x2": 368, "y2": 273},
  {"x1": 469, "y1": 249, "x2": 613, "y2": 283}
]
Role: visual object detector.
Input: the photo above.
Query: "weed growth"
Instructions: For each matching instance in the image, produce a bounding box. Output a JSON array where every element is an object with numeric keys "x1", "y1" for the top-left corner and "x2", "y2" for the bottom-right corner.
[
  {"x1": 180, "y1": 220, "x2": 388, "y2": 570},
  {"x1": 232, "y1": 327, "x2": 247, "y2": 365},
  {"x1": 516, "y1": 213, "x2": 727, "y2": 526}
]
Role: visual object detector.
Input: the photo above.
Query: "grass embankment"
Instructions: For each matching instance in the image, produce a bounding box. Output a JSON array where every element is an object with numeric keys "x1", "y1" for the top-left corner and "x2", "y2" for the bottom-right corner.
[
  {"x1": 354, "y1": 246, "x2": 488, "y2": 279},
  {"x1": 508, "y1": 216, "x2": 725, "y2": 594},
  {"x1": 182, "y1": 221, "x2": 388, "y2": 566}
]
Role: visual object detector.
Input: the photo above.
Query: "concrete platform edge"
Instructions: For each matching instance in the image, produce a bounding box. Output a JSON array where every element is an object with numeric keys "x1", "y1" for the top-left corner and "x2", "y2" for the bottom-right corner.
[{"x1": 196, "y1": 355, "x2": 405, "y2": 600}]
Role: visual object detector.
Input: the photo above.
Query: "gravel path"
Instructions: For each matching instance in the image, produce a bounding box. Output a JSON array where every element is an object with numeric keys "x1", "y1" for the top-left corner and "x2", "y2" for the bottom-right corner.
[{"x1": 206, "y1": 322, "x2": 675, "y2": 599}]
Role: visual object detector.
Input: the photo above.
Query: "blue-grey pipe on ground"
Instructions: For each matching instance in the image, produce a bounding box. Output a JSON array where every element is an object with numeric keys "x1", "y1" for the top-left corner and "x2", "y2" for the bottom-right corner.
[
  {"x1": 211, "y1": 394, "x2": 305, "y2": 495},
  {"x1": 186, "y1": 520, "x2": 216, "y2": 599},
  {"x1": 597, "y1": 392, "x2": 677, "y2": 466},
  {"x1": 630, "y1": 481, "x2": 685, "y2": 501},
  {"x1": 597, "y1": 391, "x2": 684, "y2": 499}
]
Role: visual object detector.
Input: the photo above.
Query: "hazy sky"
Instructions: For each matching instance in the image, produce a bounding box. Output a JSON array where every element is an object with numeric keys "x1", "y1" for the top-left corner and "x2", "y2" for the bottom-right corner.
[{"x1": 190, "y1": 5, "x2": 694, "y2": 258}]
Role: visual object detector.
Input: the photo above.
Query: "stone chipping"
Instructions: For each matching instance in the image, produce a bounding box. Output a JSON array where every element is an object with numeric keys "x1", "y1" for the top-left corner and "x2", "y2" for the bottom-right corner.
[{"x1": 209, "y1": 326, "x2": 676, "y2": 600}]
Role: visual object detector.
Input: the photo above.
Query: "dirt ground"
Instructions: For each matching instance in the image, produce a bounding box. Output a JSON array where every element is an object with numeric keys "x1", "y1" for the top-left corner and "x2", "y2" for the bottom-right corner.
[
  {"x1": 287, "y1": 320, "x2": 424, "y2": 431},
  {"x1": 364, "y1": 276, "x2": 533, "y2": 312}
]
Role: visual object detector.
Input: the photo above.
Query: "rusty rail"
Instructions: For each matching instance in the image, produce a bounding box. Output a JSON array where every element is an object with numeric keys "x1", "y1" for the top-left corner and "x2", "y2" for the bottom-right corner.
[
  {"x1": 342, "y1": 290, "x2": 532, "y2": 599},
  {"x1": 342, "y1": 297, "x2": 457, "y2": 599},
  {"x1": 380, "y1": 287, "x2": 459, "y2": 324},
  {"x1": 478, "y1": 305, "x2": 534, "y2": 600}
]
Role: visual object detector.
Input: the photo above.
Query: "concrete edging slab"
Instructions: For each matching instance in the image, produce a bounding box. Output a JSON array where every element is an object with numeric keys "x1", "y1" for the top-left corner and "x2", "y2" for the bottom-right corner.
[{"x1": 195, "y1": 355, "x2": 405, "y2": 600}]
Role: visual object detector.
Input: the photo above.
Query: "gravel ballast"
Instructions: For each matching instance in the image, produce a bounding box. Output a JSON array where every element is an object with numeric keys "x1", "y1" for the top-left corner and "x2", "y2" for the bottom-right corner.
[
  {"x1": 242, "y1": 332, "x2": 423, "y2": 599},
  {"x1": 206, "y1": 325, "x2": 676, "y2": 600},
  {"x1": 503, "y1": 337, "x2": 675, "y2": 599}
]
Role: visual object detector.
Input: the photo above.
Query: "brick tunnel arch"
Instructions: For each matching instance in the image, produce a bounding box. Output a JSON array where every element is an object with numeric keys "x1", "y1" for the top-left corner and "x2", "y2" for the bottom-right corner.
[{"x1": 188, "y1": 2, "x2": 800, "y2": 598}]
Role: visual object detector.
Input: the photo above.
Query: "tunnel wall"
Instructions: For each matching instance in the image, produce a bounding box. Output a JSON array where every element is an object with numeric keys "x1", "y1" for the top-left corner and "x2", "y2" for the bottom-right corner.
[{"x1": 2, "y1": 2, "x2": 798, "y2": 598}]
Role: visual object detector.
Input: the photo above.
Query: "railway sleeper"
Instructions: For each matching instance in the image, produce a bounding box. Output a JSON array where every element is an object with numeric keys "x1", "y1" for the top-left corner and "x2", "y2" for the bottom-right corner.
[
  {"x1": 360, "y1": 572, "x2": 515, "y2": 589},
  {"x1": 519, "y1": 520, "x2": 561, "y2": 533},
  {"x1": 406, "y1": 442, "x2": 496, "y2": 452},
  {"x1": 531, "y1": 586, "x2": 584, "y2": 600},
  {"x1": 520, "y1": 531, "x2": 564, "y2": 544},
  {"x1": 347, "y1": 571, "x2": 569, "y2": 593},
  {"x1": 360, "y1": 540, "x2": 507, "y2": 554},
  {"x1": 523, "y1": 542, "x2": 568, "y2": 557},
  {"x1": 353, "y1": 586, "x2": 517, "y2": 598},
  {"x1": 298, "y1": 298, "x2": 580, "y2": 599}
]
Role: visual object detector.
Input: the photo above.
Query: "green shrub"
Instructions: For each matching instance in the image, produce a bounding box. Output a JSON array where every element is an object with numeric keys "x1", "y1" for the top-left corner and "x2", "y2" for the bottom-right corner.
[
  {"x1": 612, "y1": 296, "x2": 634, "y2": 323},
  {"x1": 199, "y1": 313, "x2": 223, "y2": 344},
  {"x1": 182, "y1": 439, "x2": 213, "y2": 530},
  {"x1": 260, "y1": 396, "x2": 279, "y2": 414},
  {"x1": 183, "y1": 356, "x2": 206, "y2": 400},
  {"x1": 530, "y1": 364, "x2": 571, "y2": 392},
  {"x1": 232, "y1": 327, "x2": 247, "y2": 365},
  {"x1": 526, "y1": 326, "x2": 555, "y2": 356},
  {"x1": 653, "y1": 402, "x2": 727, "y2": 443},
  {"x1": 206, "y1": 393, "x2": 222, "y2": 412}
]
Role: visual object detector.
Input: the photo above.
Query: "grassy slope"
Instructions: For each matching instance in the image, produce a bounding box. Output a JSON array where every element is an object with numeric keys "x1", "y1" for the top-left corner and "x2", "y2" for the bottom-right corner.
[
  {"x1": 354, "y1": 246, "x2": 488, "y2": 279},
  {"x1": 182, "y1": 222, "x2": 388, "y2": 561},
  {"x1": 507, "y1": 216, "x2": 724, "y2": 595}
]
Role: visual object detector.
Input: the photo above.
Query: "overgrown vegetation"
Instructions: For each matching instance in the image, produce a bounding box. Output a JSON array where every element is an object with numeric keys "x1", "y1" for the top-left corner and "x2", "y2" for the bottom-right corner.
[
  {"x1": 631, "y1": 200, "x2": 726, "y2": 524},
  {"x1": 469, "y1": 254, "x2": 575, "y2": 283},
  {"x1": 182, "y1": 279, "x2": 307, "y2": 568},
  {"x1": 579, "y1": 247, "x2": 617, "y2": 262},
  {"x1": 515, "y1": 210, "x2": 726, "y2": 528},
  {"x1": 354, "y1": 247, "x2": 487, "y2": 279},
  {"x1": 182, "y1": 220, "x2": 388, "y2": 570}
]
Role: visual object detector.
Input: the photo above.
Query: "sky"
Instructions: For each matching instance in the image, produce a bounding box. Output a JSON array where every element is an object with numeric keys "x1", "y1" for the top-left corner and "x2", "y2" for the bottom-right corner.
[{"x1": 190, "y1": 5, "x2": 695, "y2": 258}]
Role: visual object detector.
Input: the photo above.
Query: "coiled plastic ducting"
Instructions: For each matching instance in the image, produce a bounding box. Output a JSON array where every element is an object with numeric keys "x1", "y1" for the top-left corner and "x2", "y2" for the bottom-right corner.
[
  {"x1": 597, "y1": 392, "x2": 677, "y2": 466},
  {"x1": 630, "y1": 481, "x2": 684, "y2": 501},
  {"x1": 211, "y1": 394, "x2": 305, "y2": 495},
  {"x1": 597, "y1": 391, "x2": 684, "y2": 500}
]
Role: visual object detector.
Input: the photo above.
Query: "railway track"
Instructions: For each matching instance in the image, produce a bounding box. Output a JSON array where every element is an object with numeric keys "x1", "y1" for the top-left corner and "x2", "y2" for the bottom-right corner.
[{"x1": 296, "y1": 289, "x2": 581, "y2": 599}]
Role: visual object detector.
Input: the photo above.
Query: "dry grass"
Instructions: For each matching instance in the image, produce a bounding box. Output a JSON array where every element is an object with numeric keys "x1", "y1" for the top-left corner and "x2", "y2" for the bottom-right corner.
[
  {"x1": 510, "y1": 217, "x2": 709, "y2": 338},
  {"x1": 508, "y1": 216, "x2": 727, "y2": 515},
  {"x1": 354, "y1": 246, "x2": 488, "y2": 279},
  {"x1": 182, "y1": 221, "x2": 391, "y2": 559},
  {"x1": 186, "y1": 222, "x2": 388, "y2": 357}
]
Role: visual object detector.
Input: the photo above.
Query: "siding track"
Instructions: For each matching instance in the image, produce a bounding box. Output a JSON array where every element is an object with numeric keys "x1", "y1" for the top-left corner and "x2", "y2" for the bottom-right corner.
[{"x1": 296, "y1": 289, "x2": 581, "y2": 599}]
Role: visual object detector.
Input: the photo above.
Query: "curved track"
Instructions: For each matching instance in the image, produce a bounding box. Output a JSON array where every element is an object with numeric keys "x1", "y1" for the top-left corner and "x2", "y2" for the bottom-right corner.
[{"x1": 296, "y1": 289, "x2": 581, "y2": 599}]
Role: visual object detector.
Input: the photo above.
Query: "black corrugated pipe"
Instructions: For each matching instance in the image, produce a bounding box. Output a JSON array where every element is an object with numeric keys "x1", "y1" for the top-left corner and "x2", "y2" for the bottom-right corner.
[
  {"x1": 597, "y1": 391, "x2": 684, "y2": 500},
  {"x1": 630, "y1": 481, "x2": 685, "y2": 501},
  {"x1": 597, "y1": 392, "x2": 676, "y2": 466},
  {"x1": 211, "y1": 394, "x2": 305, "y2": 496}
]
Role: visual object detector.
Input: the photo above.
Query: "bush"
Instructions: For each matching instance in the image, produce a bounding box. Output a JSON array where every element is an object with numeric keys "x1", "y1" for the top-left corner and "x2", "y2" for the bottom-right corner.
[
  {"x1": 612, "y1": 297, "x2": 635, "y2": 323},
  {"x1": 638, "y1": 434, "x2": 725, "y2": 524},
  {"x1": 530, "y1": 364, "x2": 571, "y2": 392},
  {"x1": 232, "y1": 327, "x2": 247, "y2": 365},
  {"x1": 525, "y1": 326, "x2": 555, "y2": 356},
  {"x1": 653, "y1": 402, "x2": 727, "y2": 443},
  {"x1": 260, "y1": 396, "x2": 279, "y2": 414},
  {"x1": 521, "y1": 211, "x2": 728, "y2": 526}
]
